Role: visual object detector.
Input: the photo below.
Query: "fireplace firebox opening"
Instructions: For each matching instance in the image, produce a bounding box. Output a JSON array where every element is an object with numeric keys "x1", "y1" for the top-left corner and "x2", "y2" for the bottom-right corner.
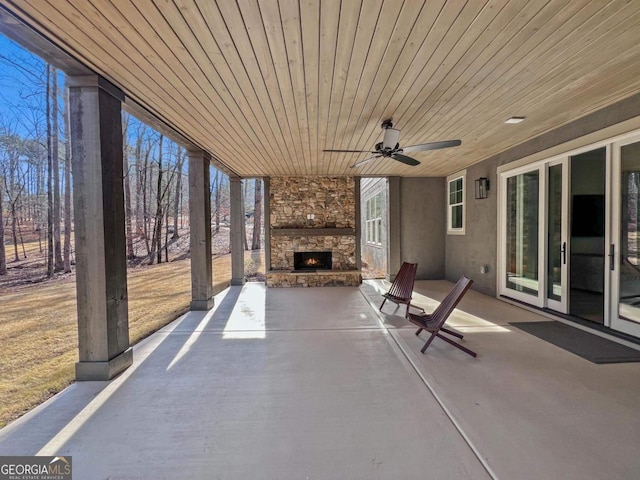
[{"x1": 294, "y1": 251, "x2": 332, "y2": 271}]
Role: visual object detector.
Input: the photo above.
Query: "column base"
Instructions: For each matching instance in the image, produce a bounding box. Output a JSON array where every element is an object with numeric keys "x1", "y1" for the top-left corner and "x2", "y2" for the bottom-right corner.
[
  {"x1": 190, "y1": 298, "x2": 214, "y2": 311},
  {"x1": 76, "y1": 347, "x2": 133, "y2": 381},
  {"x1": 231, "y1": 277, "x2": 246, "y2": 286}
]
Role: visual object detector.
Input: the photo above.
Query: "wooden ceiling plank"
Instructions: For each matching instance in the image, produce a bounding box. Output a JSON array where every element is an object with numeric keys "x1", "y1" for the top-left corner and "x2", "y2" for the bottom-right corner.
[
  {"x1": 428, "y1": 1, "x2": 627, "y2": 141},
  {"x1": 145, "y1": 0, "x2": 272, "y2": 173},
  {"x1": 257, "y1": 0, "x2": 309, "y2": 173},
  {"x1": 321, "y1": 0, "x2": 364, "y2": 173},
  {"x1": 82, "y1": 0, "x2": 262, "y2": 172},
  {"x1": 334, "y1": 0, "x2": 427, "y2": 171},
  {"x1": 394, "y1": 0, "x2": 511, "y2": 144},
  {"x1": 435, "y1": 4, "x2": 640, "y2": 160},
  {"x1": 339, "y1": 0, "x2": 444, "y2": 170},
  {"x1": 90, "y1": 0, "x2": 261, "y2": 169},
  {"x1": 327, "y1": 0, "x2": 385, "y2": 174},
  {"x1": 401, "y1": 0, "x2": 539, "y2": 141},
  {"x1": 476, "y1": 4, "x2": 640, "y2": 127},
  {"x1": 346, "y1": 0, "x2": 470, "y2": 170},
  {"x1": 13, "y1": 0, "x2": 242, "y2": 166},
  {"x1": 279, "y1": 0, "x2": 313, "y2": 173},
  {"x1": 298, "y1": 0, "x2": 321, "y2": 174},
  {"x1": 234, "y1": 0, "x2": 304, "y2": 173},
  {"x1": 316, "y1": 0, "x2": 341, "y2": 174},
  {"x1": 178, "y1": 0, "x2": 292, "y2": 175}
]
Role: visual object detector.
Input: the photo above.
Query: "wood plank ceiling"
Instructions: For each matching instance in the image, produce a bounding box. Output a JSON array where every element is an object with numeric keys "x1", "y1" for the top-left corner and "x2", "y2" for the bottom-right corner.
[{"x1": 2, "y1": 0, "x2": 640, "y2": 177}]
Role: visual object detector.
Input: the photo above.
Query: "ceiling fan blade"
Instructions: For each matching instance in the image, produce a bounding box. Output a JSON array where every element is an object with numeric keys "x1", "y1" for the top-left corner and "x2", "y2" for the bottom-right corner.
[
  {"x1": 323, "y1": 149, "x2": 373, "y2": 153},
  {"x1": 351, "y1": 155, "x2": 381, "y2": 168},
  {"x1": 391, "y1": 153, "x2": 420, "y2": 166},
  {"x1": 402, "y1": 139, "x2": 462, "y2": 153}
]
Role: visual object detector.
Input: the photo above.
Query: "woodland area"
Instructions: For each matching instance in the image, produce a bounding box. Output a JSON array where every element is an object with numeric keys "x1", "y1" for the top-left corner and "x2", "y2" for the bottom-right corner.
[{"x1": 0, "y1": 40, "x2": 264, "y2": 290}]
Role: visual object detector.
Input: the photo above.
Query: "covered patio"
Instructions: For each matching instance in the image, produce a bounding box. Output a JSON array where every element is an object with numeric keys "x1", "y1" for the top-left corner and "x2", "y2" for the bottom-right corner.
[{"x1": 1, "y1": 281, "x2": 639, "y2": 479}]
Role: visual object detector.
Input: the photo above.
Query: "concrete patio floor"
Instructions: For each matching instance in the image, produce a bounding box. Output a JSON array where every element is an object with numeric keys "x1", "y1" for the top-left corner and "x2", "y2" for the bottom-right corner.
[{"x1": 1, "y1": 280, "x2": 640, "y2": 479}]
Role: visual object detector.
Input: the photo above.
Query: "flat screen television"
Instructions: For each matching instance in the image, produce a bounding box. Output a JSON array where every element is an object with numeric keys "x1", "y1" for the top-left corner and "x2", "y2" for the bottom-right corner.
[{"x1": 571, "y1": 194, "x2": 605, "y2": 237}]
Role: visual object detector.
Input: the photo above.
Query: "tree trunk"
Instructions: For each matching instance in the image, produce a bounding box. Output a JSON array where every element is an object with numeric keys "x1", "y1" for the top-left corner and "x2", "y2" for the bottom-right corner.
[
  {"x1": 63, "y1": 84, "x2": 72, "y2": 272},
  {"x1": 0, "y1": 188, "x2": 5, "y2": 275},
  {"x1": 122, "y1": 113, "x2": 135, "y2": 259},
  {"x1": 172, "y1": 146, "x2": 184, "y2": 239},
  {"x1": 52, "y1": 67, "x2": 63, "y2": 272},
  {"x1": 11, "y1": 199, "x2": 19, "y2": 261},
  {"x1": 46, "y1": 63, "x2": 54, "y2": 277},
  {"x1": 251, "y1": 178, "x2": 262, "y2": 250},
  {"x1": 149, "y1": 135, "x2": 164, "y2": 265},
  {"x1": 142, "y1": 139, "x2": 151, "y2": 255},
  {"x1": 214, "y1": 171, "x2": 221, "y2": 234},
  {"x1": 156, "y1": 136, "x2": 164, "y2": 264}
]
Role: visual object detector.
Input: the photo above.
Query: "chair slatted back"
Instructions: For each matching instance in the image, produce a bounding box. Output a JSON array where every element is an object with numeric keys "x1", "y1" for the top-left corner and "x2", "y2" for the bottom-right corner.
[
  {"x1": 387, "y1": 262, "x2": 418, "y2": 301},
  {"x1": 430, "y1": 276, "x2": 473, "y2": 329}
]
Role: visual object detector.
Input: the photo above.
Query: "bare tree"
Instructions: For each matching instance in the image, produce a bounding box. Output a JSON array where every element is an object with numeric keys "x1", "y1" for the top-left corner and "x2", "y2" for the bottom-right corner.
[
  {"x1": 63, "y1": 83, "x2": 72, "y2": 272},
  {"x1": 122, "y1": 112, "x2": 135, "y2": 259},
  {"x1": 45, "y1": 63, "x2": 53, "y2": 277},
  {"x1": 251, "y1": 178, "x2": 262, "y2": 250},
  {"x1": 0, "y1": 183, "x2": 5, "y2": 275},
  {"x1": 51, "y1": 67, "x2": 63, "y2": 272},
  {"x1": 212, "y1": 170, "x2": 222, "y2": 234},
  {"x1": 172, "y1": 146, "x2": 185, "y2": 239}
]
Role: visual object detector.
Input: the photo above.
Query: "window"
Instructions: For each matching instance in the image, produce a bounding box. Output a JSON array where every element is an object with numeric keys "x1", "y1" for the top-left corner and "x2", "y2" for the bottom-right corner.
[
  {"x1": 365, "y1": 193, "x2": 383, "y2": 246},
  {"x1": 447, "y1": 172, "x2": 466, "y2": 234}
]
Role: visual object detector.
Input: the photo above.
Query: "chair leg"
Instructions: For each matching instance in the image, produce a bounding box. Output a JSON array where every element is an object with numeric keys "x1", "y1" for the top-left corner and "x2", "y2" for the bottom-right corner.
[
  {"x1": 420, "y1": 332, "x2": 438, "y2": 354},
  {"x1": 415, "y1": 327, "x2": 423, "y2": 335},
  {"x1": 435, "y1": 333, "x2": 477, "y2": 357},
  {"x1": 441, "y1": 326, "x2": 463, "y2": 339},
  {"x1": 379, "y1": 298, "x2": 387, "y2": 311}
]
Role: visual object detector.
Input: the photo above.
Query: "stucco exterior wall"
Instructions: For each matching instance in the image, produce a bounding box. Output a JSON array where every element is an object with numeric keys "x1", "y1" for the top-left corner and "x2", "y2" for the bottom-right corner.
[
  {"x1": 398, "y1": 177, "x2": 446, "y2": 279},
  {"x1": 444, "y1": 158, "x2": 498, "y2": 296}
]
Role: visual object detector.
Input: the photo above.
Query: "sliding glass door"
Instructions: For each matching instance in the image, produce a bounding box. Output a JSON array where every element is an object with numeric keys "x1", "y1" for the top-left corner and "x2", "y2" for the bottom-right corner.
[
  {"x1": 500, "y1": 161, "x2": 568, "y2": 311},
  {"x1": 547, "y1": 161, "x2": 569, "y2": 313},
  {"x1": 500, "y1": 129, "x2": 640, "y2": 338},
  {"x1": 611, "y1": 137, "x2": 640, "y2": 336},
  {"x1": 502, "y1": 167, "x2": 543, "y2": 304}
]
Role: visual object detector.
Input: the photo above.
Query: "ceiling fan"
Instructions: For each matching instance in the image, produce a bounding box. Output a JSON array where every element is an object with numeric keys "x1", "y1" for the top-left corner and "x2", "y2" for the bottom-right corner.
[{"x1": 323, "y1": 120, "x2": 461, "y2": 168}]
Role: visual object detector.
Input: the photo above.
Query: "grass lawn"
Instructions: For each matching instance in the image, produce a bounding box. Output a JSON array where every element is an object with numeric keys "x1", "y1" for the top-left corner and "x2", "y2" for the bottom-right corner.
[{"x1": 0, "y1": 250, "x2": 264, "y2": 428}]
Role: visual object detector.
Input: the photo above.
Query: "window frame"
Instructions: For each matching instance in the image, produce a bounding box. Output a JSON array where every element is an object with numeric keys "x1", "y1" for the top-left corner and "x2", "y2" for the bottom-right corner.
[
  {"x1": 365, "y1": 192, "x2": 383, "y2": 246},
  {"x1": 447, "y1": 171, "x2": 466, "y2": 235}
]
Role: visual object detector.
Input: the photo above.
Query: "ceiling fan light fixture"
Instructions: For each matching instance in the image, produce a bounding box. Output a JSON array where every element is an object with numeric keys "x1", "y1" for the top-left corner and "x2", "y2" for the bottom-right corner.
[
  {"x1": 382, "y1": 127, "x2": 400, "y2": 149},
  {"x1": 505, "y1": 116, "x2": 525, "y2": 124}
]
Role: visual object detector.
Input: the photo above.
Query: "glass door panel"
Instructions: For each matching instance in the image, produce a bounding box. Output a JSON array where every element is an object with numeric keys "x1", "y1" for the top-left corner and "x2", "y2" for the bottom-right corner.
[
  {"x1": 547, "y1": 162, "x2": 568, "y2": 312},
  {"x1": 617, "y1": 140, "x2": 640, "y2": 325},
  {"x1": 505, "y1": 171, "x2": 540, "y2": 298}
]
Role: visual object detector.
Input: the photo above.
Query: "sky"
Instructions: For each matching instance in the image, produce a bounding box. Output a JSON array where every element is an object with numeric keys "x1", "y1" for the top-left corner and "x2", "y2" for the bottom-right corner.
[{"x1": 0, "y1": 32, "x2": 52, "y2": 138}]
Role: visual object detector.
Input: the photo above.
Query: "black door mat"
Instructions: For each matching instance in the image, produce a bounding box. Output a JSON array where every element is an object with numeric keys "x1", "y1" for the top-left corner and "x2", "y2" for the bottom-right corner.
[{"x1": 510, "y1": 321, "x2": 640, "y2": 364}]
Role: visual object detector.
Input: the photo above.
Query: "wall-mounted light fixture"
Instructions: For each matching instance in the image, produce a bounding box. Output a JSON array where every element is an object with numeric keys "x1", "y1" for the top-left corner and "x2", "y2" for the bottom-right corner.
[{"x1": 475, "y1": 177, "x2": 490, "y2": 199}]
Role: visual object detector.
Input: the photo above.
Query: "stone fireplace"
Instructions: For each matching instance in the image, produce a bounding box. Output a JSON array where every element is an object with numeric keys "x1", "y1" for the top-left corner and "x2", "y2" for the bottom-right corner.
[{"x1": 266, "y1": 176, "x2": 361, "y2": 287}]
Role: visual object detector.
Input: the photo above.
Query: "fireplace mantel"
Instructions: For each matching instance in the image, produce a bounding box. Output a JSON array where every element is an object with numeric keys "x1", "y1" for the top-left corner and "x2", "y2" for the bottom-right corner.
[{"x1": 271, "y1": 228, "x2": 355, "y2": 237}]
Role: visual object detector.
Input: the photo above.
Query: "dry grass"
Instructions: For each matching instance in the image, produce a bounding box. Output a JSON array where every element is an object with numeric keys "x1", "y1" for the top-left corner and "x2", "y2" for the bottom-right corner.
[{"x1": 0, "y1": 250, "x2": 264, "y2": 428}]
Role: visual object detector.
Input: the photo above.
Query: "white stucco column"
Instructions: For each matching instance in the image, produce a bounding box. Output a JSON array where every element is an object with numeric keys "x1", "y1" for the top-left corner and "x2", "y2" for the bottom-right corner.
[
  {"x1": 68, "y1": 74, "x2": 132, "y2": 381},
  {"x1": 188, "y1": 150, "x2": 214, "y2": 310}
]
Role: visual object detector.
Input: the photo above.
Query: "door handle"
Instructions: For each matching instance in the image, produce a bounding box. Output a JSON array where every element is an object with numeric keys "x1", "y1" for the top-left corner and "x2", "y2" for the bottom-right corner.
[
  {"x1": 609, "y1": 244, "x2": 615, "y2": 271},
  {"x1": 561, "y1": 242, "x2": 567, "y2": 265}
]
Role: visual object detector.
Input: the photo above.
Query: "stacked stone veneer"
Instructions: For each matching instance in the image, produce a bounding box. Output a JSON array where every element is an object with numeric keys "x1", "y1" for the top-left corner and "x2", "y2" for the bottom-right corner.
[{"x1": 267, "y1": 176, "x2": 361, "y2": 287}]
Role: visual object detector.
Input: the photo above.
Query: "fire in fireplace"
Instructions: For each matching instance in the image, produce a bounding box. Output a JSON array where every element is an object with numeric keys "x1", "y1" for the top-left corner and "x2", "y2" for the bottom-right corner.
[{"x1": 294, "y1": 251, "x2": 332, "y2": 271}]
